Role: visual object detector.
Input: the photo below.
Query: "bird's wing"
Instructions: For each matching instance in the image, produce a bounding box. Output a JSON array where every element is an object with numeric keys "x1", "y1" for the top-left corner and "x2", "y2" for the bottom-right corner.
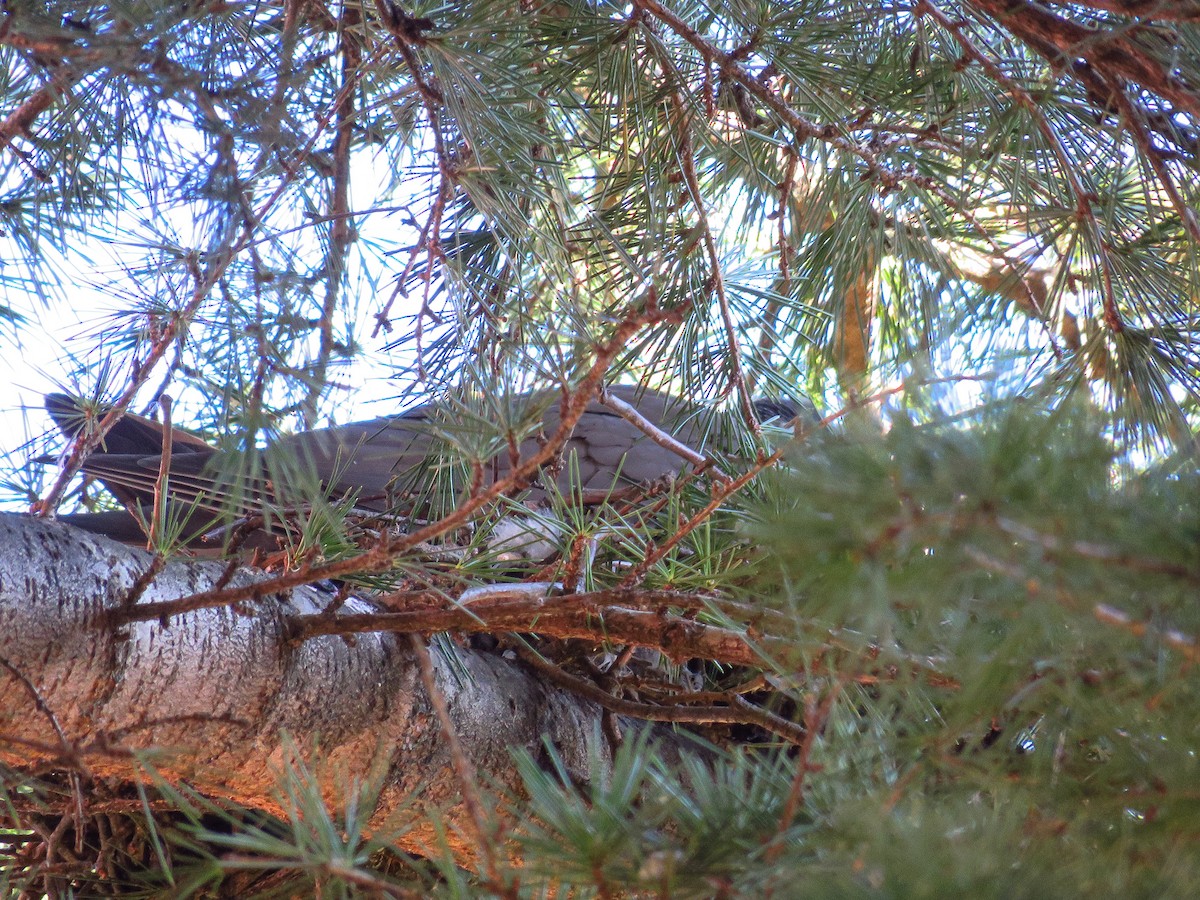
[
  {"x1": 44, "y1": 386, "x2": 801, "y2": 545},
  {"x1": 74, "y1": 450, "x2": 271, "y2": 518},
  {"x1": 275, "y1": 406, "x2": 447, "y2": 510},
  {"x1": 278, "y1": 388, "x2": 710, "y2": 507}
]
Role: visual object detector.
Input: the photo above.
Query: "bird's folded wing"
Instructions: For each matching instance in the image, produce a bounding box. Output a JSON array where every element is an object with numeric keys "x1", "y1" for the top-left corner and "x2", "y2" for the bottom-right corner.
[{"x1": 44, "y1": 386, "x2": 805, "y2": 546}]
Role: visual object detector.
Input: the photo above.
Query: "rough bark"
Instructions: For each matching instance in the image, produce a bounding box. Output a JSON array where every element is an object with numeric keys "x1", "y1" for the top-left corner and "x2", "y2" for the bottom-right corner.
[{"x1": 0, "y1": 514, "x2": 613, "y2": 860}]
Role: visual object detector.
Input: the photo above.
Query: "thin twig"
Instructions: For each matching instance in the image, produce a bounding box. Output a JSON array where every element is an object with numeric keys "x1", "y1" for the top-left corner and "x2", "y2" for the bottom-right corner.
[
  {"x1": 514, "y1": 644, "x2": 807, "y2": 744},
  {"x1": 758, "y1": 148, "x2": 799, "y2": 361},
  {"x1": 919, "y1": 1, "x2": 1123, "y2": 334},
  {"x1": 598, "y1": 387, "x2": 714, "y2": 471},
  {"x1": 301, "y1": 2, "x2": 363, "y2": 428},
  {"x1": 408, "y1": 635, "x2": 510, "y2": 893},
  {"x1": 113, "y1": 304, "x2": 692, "y2": 625},
  {"x1": 769, "y1": 683, "x2": 842, "y2": 861},
  {"x1": 669, "y1": 93, "x2": 758, "y2": 430},
  {"x1": 35, "y1": 13, "x2": 363, "y2": 516},
  {"x1": 632, "y1": 0, "x2": 938, "y2": 192},
  {"x1": 148, "y1": 394, "x2": 174, "y2": 549}
]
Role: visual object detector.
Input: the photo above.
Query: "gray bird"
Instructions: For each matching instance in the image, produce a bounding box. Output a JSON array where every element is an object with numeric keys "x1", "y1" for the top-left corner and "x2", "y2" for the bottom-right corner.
[{"x1": 44, "y1": 386, "x2": 803, "y2": 548}]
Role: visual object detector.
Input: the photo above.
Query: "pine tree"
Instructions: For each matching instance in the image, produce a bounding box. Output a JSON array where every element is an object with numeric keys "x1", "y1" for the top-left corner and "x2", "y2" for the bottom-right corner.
[{"x1": 1, "y1": 0, "x2": 1198, "y2": 895}]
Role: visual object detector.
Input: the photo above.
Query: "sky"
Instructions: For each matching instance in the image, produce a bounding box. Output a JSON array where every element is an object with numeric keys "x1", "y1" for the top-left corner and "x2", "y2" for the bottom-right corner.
[{"x1": 0, "y1": 219, "x2": 421, "y2": 511}]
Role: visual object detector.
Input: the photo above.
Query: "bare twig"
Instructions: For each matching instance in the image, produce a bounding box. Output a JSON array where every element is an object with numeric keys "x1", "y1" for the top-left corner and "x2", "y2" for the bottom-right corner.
[
  {"x1": 301, "y1": 2, "x2": 363, "y2": 428},
  {"x1": 598, "y1": 387, "x2": 714, "y2": 471},
  {"x1": 148, "y1": 394, "x2": 174, "y2": 549},
  {"x1": 514, "y1": 644, "x2": 808, "y2": 744},
  {"x1": 408, "y1": 635, "x2": 510, "y2": 893},
  {"x1": 113, "y1": 303, "x2": 692, "y2": 625},
  {"x1": 769, "y1": 683, "x2": 842, "y2": 860}
]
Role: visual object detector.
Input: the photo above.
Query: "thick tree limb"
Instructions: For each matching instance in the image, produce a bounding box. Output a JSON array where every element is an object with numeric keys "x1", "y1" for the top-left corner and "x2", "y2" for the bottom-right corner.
[
  {"x1": 0, "y1": 514, "x2": 625, "y2": 861},
  {"x1": 968, "y1": 0, "x2": 1200, "y2": 120}
]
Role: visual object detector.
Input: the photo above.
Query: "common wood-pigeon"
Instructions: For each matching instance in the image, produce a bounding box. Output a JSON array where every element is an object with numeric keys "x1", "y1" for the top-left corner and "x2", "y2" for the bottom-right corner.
[{"x1": 44, "y1": 386, "x2": 802, "y2": 547}]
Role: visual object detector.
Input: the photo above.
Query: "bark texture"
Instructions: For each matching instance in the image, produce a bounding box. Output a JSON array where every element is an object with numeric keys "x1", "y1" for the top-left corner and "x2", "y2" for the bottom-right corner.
[{"x1": 0, "y1": 514, "x2": 611, "y2": 858}]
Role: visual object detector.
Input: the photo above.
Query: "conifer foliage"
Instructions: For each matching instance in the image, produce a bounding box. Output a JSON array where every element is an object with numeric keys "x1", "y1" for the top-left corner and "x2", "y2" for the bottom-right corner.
[{"x1": 1, "y1": 0, "x2": 1198, "y2": 895}]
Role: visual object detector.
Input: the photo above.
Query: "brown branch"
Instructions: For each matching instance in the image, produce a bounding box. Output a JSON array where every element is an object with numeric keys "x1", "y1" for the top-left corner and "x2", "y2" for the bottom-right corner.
[
  {"x1": 301, "y1": 2, "x2": 364, "y2": 428},
  {"x1": 617, "y1": 379, "x2": 950, "y2": 589},
  {"x1": 0, "y1": 18, "x2": 117, "y2": 161},
  {"x1": 514, "y1": 644, "x2": 808, "y2": 744},
  {"x1": 968, "y1": 0, "x2": 1200, "y2": 120},
  {"x1": 290, "y1": 585, "x2": 719, "y2": 641},
  {"x1": 0, "y1": 66, "x2": 80, "y2": 160},
  {"x1": 373, "y1": 196, "x2": 438, "y2": 339},
  {"x1": 293, "y1": 601, "x2": 770, "y2": 668},
  {"x1": 273, "y1": 0, "x2": 305, "y2": 107},
  {"x1": 36, "y1": 284, "x2": 214, "y2": 517},
  {"x1": 290, "y1": 584, "x2": 955, "y2": 694},
  {"x1": 409, "y1": 636, "x2": 510, "y2": 894},
  {"x1": 598, "y1": 387, "x2": 713, "y2": 471},
  {"x1": 968, "y1": 545, "x2": 1200, "y2": 664},
  {"x1": 770, "y1": 683, "x2": 842, "y2": 859},
  {"x1": 759, "y1": 148, "x2": 799, "y2": 361},
  {"x1": 629, "y1": 674, "x2": 774, "y2": 708},
  {"x1": 121, "y1": 555, "x2": 166, "y2": 611},
  {"x1": 920, "y1": 1, "x2": 1124, "y2": 334},
  {"x1": 368, "y1": 0, "x2": 467, "y2": 374},
  {"x1": 1040, "y1": 0, "x2": 1200, "y2": 20},
  {"x1": 0, "y1": 653, "x2": 90, "y2": 843},
  {"x1": 373, "y1": 1, "x2": 442, "y2": 103}
]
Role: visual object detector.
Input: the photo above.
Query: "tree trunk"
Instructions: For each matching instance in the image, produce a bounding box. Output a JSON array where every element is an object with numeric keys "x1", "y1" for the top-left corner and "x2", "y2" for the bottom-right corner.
[{"x1": 0, "y1": 514, "x2": 613, "y2": 860}]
